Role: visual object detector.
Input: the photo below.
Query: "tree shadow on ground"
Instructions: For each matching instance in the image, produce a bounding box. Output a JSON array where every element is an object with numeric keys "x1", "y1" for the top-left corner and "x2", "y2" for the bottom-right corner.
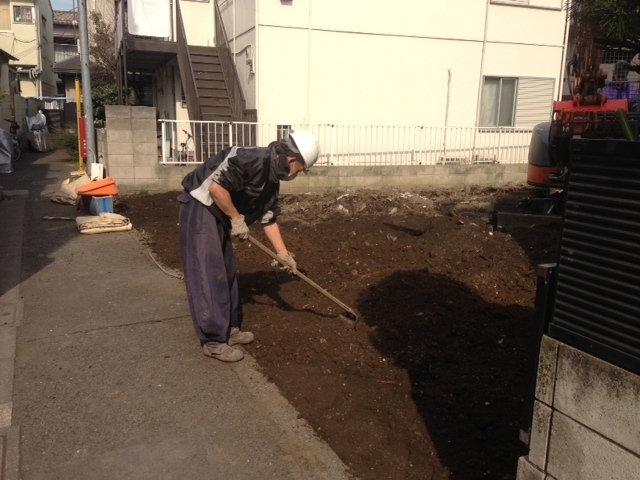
[{"x1": 357, "y1": 268, "x2": 531, "y2": 479}]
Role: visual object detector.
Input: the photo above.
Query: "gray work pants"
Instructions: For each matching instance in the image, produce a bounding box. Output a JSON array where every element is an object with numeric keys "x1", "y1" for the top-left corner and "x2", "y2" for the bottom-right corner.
[{"x1": 178, "y1": 192, "x2": 242, "y2": 344}]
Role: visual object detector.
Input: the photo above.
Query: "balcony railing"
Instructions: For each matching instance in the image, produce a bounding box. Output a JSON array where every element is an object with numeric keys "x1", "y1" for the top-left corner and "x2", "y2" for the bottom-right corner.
[{"x1": 159, "y1": 120, "x2": 534, "y2": 166}]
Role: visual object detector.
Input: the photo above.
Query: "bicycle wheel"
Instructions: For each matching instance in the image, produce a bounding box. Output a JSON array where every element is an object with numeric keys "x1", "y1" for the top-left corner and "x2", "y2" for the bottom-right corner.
[{"x1": 13, "y1": 144, "x2": 21, "y2": 162}]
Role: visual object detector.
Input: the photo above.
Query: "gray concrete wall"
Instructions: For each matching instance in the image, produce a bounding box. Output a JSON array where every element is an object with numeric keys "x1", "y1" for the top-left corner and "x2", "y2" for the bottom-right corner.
[
  {"x1": 101, "y1": 105, "x2": 528, "y2": 194},
  {"x1": 517, "y1": 336, "x2": 640, "y2": 480}
]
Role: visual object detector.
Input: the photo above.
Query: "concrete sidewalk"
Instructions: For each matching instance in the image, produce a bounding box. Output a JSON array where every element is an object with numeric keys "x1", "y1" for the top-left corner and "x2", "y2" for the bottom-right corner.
[{"x1": 0, "y1": 150, "x2": 351, "y2": 480}]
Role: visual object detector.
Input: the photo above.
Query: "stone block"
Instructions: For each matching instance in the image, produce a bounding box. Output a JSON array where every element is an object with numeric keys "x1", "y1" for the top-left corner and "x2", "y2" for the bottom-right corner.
[
  {"x1": 105, "y1": 165, "x2": 135, "y2": 182},
  {"x1": 131, "y1": 106, "x2": 156, "y2": 119},
  {"x1": 303, "y1": 174, "x2": 340, "y2": 189},
  {"x1": 528, "y1": 401, "x2": 552, "y2": 469},
  {"x1": 554, "y1": 343, "x2": 640, "y2": 454},
  {"x1": 535, "y1": 335, "x2": 559, "y2": 405},
  {"x1": 106, "y1": 142, "x2": 134, "y2": 156},
  {"x1": 516, "y1": 456, "x2": 546, "y2": 480},
  {"x1": 341, "y1": 176, "x2": 384, "y2": 188},
  {"x1": 133, "y1": 142, "x2": 157, "y2": 158},
  {"x1": 547, "y1": 411, "x2": 640, "y2": 480},
  {"x1": 385, "y1": 175, "x2": 420, "y2": 187},
  {"x1": 134, "y1": 166, "x2": 159, "y2": 180},
  {"x1": 106, "y1": 154, "x2": 134, "y2": 168},
  {"x1": 107, "y1": 118, "x2": 132, "y2": 132},
  {"x1": 132, "y1": 119, "x2": 157, "y2": 131},
  {"x1": 106, "y1": 129, "x2": 132, "y2": 144},
  {"x1": 133, "y1": 130, "x2": 158, "y2": 144},
  {"x1": 105, "y1": 105, "x2": 131, "y2": 119}
]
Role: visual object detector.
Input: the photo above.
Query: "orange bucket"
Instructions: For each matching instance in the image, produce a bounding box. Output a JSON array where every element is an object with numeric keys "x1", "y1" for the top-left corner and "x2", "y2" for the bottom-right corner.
[{"x1": 76, "y1": 177, "x2": 119, "y2": 196}]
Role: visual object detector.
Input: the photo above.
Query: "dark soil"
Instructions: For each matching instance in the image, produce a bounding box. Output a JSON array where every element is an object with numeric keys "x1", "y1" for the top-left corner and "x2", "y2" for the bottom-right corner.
[{"x1": 117, "y1": 186, "x2": 562, "y2": 480}]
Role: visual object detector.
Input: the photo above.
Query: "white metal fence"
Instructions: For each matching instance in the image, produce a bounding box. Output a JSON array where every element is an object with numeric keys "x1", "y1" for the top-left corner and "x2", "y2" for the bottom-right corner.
[{"x1": 159, "y1": 120, "x2": 534, "y2": 167}]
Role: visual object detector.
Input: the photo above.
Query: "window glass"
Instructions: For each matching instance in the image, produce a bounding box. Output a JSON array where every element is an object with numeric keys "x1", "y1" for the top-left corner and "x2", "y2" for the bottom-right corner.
[
  {"x1": 480, "y1": 78, "x2": 499, "y2": 127},
  {"x1": 13, "y1": 6, "x2": 33, "y2": 23},
  {"x1": 498, "y1": 78, "x2": 516, "y2": 126},
  {"x1": 480, "y1": 77, "x2": 517, "y2": 127}
]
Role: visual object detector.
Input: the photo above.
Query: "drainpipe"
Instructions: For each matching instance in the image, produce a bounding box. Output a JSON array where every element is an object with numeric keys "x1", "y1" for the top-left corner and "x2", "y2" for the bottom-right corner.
[
  {"x1": 445, "y1": 68, "x2": 452, "y2": 126},
  {"x1": 557, "y1": 0, "x2": 571, "y2": 101},
  {"x1": 35, "y1": 3, "x2": 42, "y2": 96},
  {"x1": 254, "y1": 0, "x2": 259, "y2": 126},
  {"x1": 306, "y1": 0, "x2": 312, "y2": 124},
  {"x1": 471, "y1": 0, "x2": 491, "y2": 160},
  {"x1": 475, "y1": 0, "x2": 490, "y2": 128}
]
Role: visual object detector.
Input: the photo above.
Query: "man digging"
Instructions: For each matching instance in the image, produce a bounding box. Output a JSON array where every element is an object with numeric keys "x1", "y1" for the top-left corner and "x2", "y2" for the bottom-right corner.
[{"x1": 178, "y1": 132, "x2": 320, "y2": 362}]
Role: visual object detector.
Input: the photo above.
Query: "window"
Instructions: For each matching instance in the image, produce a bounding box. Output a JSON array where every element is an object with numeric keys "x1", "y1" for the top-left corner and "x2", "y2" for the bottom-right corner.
[
  {"x1": 13, "y1": 6, "x2": 33, "y2": 24},
  {"x1": 480, "y1": 77, "x2": 517, "y2": 127},
  {"x1": 480, "y1": 76, "x2": 555, "y2": 128},
  {"x1": 40, "y1": 15, "x2": 48, "y2": 40}
]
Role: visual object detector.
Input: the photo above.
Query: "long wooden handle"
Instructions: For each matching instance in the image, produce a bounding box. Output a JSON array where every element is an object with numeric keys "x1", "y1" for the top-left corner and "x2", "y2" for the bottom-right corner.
[{"x1": 247, "y1": 235, "x2": 358, "y2": 319}]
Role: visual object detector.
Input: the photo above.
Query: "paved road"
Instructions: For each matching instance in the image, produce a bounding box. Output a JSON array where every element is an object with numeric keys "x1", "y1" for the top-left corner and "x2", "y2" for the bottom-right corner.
[{"x1": 0, "y1": 149, "x2": 351, "y2": 480}]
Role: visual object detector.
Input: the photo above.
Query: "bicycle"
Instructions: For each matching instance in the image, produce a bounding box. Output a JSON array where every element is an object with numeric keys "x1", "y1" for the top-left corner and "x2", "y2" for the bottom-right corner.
[
  {"x1": 4, "y1": 118, "x2": 21, "y2": 162},
  {"x1": 178, "y1": 129, "x2": 194, "y2": 163}
]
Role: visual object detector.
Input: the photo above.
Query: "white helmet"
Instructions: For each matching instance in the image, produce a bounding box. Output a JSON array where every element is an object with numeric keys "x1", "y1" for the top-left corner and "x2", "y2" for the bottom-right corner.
[{"x1": 289, "y1": 131, "x2": 320, "y2": 170}]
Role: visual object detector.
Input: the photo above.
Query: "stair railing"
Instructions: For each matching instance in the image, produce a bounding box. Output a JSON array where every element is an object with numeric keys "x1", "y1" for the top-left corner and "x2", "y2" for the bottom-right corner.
[{"x1": 214, "y1": 0, "x2": 248, "y2": 120}]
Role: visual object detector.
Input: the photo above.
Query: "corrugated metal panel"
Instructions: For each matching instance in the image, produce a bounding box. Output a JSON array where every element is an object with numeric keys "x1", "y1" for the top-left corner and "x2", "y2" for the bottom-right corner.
[
  {"x1": 515, "y1": 78, "x2": 555, "y2": 127},
  {"x1": 549, "y1": 139, "x2": 640, "y2": 375}
]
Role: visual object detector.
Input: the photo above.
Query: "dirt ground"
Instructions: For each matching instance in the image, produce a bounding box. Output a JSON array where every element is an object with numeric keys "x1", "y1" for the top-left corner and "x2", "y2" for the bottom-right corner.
[{"x1": 117, "y1": 185, "x2": 562, "y2": 480}]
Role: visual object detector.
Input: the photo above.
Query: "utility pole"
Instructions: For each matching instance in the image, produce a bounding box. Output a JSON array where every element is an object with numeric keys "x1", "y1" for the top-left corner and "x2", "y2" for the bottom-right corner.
[{"x1": 78, "y1": 0, "x2": 96, "y2": 169}]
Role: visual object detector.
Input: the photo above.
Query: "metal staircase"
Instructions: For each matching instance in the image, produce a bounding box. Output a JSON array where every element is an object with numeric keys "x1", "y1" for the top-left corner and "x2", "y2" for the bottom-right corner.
[{"x1": 189, "y1": 46, "x2": 233, "y2": 121}]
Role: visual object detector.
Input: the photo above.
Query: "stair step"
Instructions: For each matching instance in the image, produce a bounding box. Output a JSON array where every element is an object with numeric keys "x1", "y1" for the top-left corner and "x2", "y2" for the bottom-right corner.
[
  {"x1": 202, "y1": 105, "x2": 233, "y2": 115},
  {"x1": 200, "y1": 94, "x2": 231, "y2": 104},
  {"x1": 189, "y1": 45, "x2": 217, "y2": 55},
  {"x1": 196, "y1": 77, "x2": 227, "y2": 90},
  {"x1": 190, "y1": 62, "x2": 223, "y2": 74},
  {"x1": 194, "y1": 71, "x2": 224, "y2": 82},
  {"x1": 198, "y1": 90, "x2": 230, "y2": 100}
]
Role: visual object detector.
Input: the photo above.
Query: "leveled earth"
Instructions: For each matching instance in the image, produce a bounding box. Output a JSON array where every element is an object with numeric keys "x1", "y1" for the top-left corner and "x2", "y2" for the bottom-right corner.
[{"x1": 118, "y1": 186, "x2": 562, "y2": 480}]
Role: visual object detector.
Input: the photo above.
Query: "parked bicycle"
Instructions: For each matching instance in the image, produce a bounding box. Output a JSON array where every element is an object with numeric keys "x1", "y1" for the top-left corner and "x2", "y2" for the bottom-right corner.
[
  {"x1": 4, "y1": 118, "x2": 21, "y2": 162},
  {"x1": 178, "y1": 129, "x2": 194, "y2": 163}
]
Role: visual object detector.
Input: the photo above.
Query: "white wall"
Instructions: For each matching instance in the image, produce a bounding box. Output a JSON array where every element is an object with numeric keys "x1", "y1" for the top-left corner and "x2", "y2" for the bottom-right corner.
[
  {"x1": 251, "y1": 0, "x2": 566, "y2": 127},
  {"x1": 180, "y1": 0, "x2": 215, "y2": 47},
  {"x1": 219, "y1": 0, "x2": 256, "y2": 109}
]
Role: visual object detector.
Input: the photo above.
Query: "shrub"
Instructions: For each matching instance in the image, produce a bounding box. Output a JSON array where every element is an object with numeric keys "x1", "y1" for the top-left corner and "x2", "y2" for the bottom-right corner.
[{"x1": 51, "y1": 126, "x2": 79, "y2": 161}]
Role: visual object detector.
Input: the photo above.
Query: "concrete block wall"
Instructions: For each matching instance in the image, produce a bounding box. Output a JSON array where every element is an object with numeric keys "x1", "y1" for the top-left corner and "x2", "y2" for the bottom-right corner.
[
  {"x1": 517, "y1": 336, "x2": 640, "y2": 480},
  {"x1": 102, "y1": 106, "x2": 527, "y2": 194},
  {"x1": 280, "y1": 163, "x2": 527, "y2": 194}
]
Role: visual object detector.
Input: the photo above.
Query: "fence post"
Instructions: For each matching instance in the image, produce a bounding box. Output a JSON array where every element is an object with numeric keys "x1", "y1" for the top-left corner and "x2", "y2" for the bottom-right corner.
[
  {"x1": 161, "y1": 120, "x2": 167, "y2": 164},
  {"x1": 330, "y1": 125, "x2": 335, "y2": 166}
]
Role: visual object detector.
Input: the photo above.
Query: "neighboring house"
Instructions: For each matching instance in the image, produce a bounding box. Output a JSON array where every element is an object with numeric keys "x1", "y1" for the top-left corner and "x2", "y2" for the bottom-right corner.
[
  {"x1": 0, "y1": 46, "x2": 18, "y2": 122},
  {"x1": 222, "y1": 0, "x2": 567, "y2": 129},
  {"x1": 115, "y1": 0, "x2": 567, "y2": 130},
  {"x1": 116, "y1": 0, "x2": 234, "y2": 124},
  {"x1": 52, "y1": 9, "x2": 79, "y2": 97},
  {"x1": 0, "y1": 0, "x2": 56, "y2": 98}
]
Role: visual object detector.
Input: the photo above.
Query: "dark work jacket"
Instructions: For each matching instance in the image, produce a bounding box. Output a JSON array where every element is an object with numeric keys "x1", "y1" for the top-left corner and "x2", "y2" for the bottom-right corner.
[{"x1": 181, "y1": 146, "x2": 281, "y2": 228}]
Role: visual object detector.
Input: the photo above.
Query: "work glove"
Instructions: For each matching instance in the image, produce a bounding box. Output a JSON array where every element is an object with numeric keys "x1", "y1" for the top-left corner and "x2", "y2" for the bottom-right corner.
[
  {"x1": 230, "y1": 215, "x2": 249, "y2": 240},
  {"x1": 276, "y1": 252, "x2": 297, "y2": 275}
]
